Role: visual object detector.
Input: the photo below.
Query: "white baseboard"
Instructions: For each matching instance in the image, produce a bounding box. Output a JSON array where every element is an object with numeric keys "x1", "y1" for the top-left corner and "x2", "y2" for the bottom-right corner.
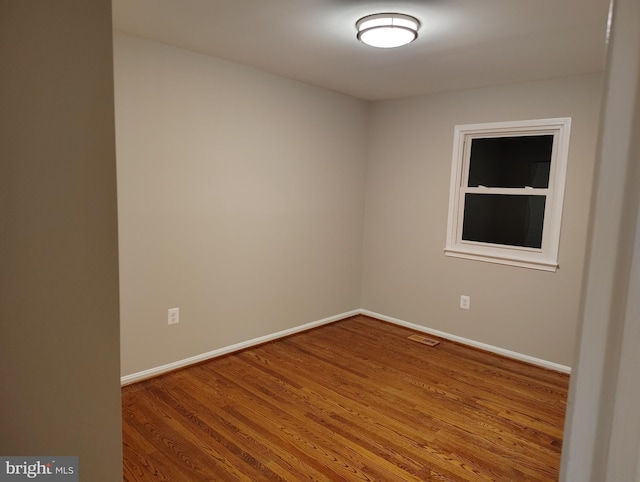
[
  {"x1": 120, "y1": 309, "x2": 360, "y2": 385},
  {"x1": 359, "y1": 309, "x2": 571, "y2": 374},
  {"x1": 121, "y1": 307, "x2": 570, "y2": 385}
]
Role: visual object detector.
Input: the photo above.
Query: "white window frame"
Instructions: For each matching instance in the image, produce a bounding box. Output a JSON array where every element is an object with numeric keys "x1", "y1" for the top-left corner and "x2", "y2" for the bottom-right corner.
[{"x1": 444, "y1": 117, "x2": 571, "y2": 272}]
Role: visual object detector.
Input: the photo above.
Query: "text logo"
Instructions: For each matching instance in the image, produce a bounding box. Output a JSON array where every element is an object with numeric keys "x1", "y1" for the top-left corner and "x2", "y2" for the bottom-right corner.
[{"x1": 0, "y1": 457, "x2": 77, "y2": 481}]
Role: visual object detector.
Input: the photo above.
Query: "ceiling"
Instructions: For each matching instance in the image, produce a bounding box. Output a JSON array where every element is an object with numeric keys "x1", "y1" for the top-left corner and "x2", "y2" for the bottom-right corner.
[{"x1": 112, "y1": 0, "x2": 611, "y2": 101}]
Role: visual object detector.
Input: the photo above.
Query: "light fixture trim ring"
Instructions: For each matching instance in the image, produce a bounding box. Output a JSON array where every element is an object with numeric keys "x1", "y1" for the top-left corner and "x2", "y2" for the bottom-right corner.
[
  {"x1": 355, "y1": 12, "x2": 420, "y2": 31},
  {"x1": 356, "y1": 25, "x2": 418, "y2": 42}
]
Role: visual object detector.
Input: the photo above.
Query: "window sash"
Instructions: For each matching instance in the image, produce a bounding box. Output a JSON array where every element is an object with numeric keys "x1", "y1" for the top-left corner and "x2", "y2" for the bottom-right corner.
[
  {"x1": 466, "y1": 134, "x2": 554, "y2": 189},
  {"x1": 460, "y1": 193, "x2": 547, "y2": 252}
]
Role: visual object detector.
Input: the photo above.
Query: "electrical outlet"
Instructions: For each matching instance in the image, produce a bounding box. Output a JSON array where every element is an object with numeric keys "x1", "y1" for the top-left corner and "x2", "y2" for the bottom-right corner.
[
  {"x1": 460, "y1": 295, "x2": 470, "y2": 310},
  {"x1": 168, "y1": 307, "x2": 180, "y2": 325}
]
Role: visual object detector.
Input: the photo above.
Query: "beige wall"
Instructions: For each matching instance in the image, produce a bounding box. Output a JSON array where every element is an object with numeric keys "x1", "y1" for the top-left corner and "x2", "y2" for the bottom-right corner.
[
  {"x1": 0, "y1": 1, "x2": 122, "y2": 479},
  {"x1": 361, "y1": 74, "x2": 603, "y2": 366},
  {"x1": 562, "y1": 0, "x2": 640, "y2": 477},
  {"x1": 114, "y1": 33, "x2": 369, "y2": 376}
]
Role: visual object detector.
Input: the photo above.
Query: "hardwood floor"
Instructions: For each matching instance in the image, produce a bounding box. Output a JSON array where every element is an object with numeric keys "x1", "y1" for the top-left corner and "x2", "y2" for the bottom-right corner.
[{"x1": 122, "y1": 315, "x2": 569, "y2": 481}]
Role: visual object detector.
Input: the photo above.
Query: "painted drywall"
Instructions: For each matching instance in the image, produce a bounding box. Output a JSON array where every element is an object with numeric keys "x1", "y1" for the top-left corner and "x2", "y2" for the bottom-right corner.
[
  {"x1": 562, "y1": 0, "x2": 640, "y2": 478},
  {"x1": 0, "y1": 1, "x2": 122, "y2": 479},
  {"x1": 114, "y1": 32, "x2": 368, "y2": 376},
  {"x1": 361, "y1": 74, "x2": 603, "y2": 366}
]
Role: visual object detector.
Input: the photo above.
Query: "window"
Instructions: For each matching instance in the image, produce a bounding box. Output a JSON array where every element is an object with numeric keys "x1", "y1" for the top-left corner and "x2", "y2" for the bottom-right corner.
[{"x1": 445, "y1": 118, "x2": 571, "y2": 271}]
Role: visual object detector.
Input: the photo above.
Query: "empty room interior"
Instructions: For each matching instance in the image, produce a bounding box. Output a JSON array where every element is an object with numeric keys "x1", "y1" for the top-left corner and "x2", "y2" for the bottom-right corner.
[
  {"x1": 5, "y1": 0, "x2": 640, "y2": 481},
  {"x1": 112, "y1": 0, "x2": 609, "y2": 480},
  {"x1": 108, "y1": 1, "x2": 627, "y2": 480},
  {"x1": 115, "y1": 1, "x2": 605, "y2": 382}
]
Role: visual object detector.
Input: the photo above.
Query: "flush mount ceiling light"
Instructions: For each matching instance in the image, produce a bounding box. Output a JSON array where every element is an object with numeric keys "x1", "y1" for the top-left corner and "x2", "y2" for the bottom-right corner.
[{"x1": 356, "y1": 13, "x2": 420, "y2": 48}]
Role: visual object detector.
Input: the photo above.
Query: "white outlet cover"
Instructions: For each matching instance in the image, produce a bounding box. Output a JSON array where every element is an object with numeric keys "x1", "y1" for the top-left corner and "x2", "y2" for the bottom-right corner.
[{"x1": 168, "y1": 307, "x2": 180, "y2": 325}]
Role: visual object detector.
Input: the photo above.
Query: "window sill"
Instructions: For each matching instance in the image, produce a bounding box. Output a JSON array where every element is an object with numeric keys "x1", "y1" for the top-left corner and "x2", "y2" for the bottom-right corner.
[{"x1": 444, "y1": 248, "x2": 559, "y2": 272}]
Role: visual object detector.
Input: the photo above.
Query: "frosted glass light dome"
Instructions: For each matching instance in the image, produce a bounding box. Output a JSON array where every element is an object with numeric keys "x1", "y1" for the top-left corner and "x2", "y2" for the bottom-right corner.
[{"x1": 356, "y1": 13, "x2": 420, "y2": 48}]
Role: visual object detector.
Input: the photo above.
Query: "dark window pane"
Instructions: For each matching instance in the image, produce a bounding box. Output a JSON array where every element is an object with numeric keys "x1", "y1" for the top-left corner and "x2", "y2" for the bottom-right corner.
[
  {"x1": 468, "y1": 135, "x2": 553, "y2": 188},
  {"x1": 462, "y1": 194, "x2": 546, "y2": 248}
]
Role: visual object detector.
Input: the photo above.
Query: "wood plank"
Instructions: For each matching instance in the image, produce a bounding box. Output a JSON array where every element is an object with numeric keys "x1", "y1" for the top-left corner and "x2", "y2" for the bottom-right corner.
[{"x1": 122, "y1": 315, "x2": 569, "y2": 481}]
